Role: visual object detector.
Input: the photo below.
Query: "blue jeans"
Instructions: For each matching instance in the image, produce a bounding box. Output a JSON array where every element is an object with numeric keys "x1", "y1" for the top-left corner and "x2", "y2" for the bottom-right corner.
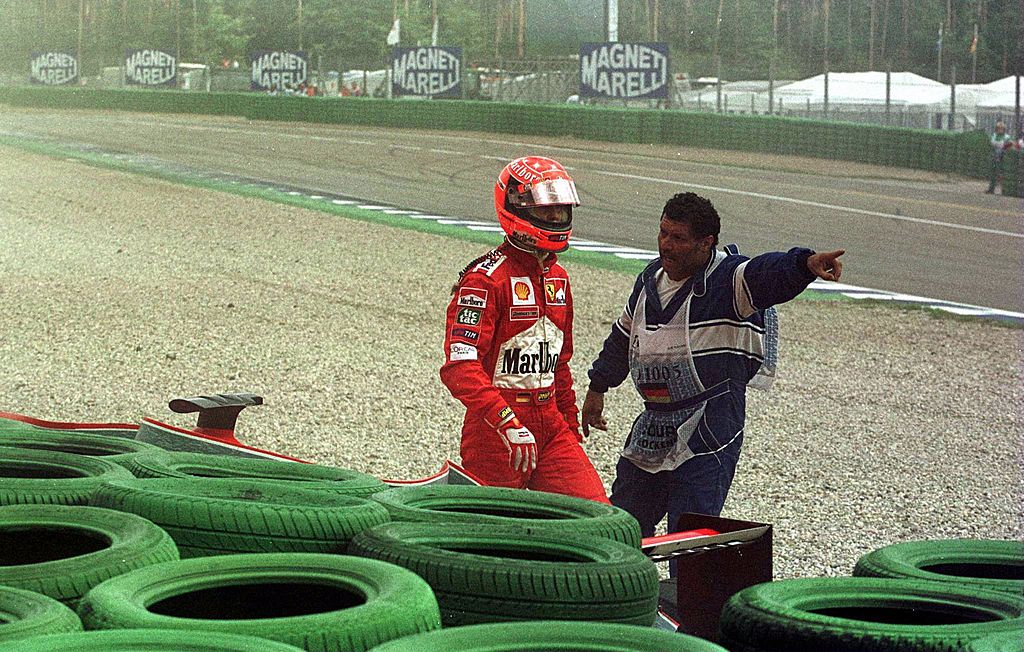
[
  {"x1": 611, "y1": 433, "x2": 743, "y2": 577},
  {"x1": 610, "y1": 432, "x2": 743, "y2": 537}
]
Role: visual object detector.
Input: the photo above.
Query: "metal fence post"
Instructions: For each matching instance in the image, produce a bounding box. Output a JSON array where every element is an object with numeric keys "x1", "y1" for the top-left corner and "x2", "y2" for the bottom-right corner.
[
  {"x1": 885, "y1": 65, "x2": 891, "y2": 125},
  {"x1": 949, "y1": 63, "x2": 956, "y2": 130},
  {"x1": 715, "y1": 56, "x2": 722, "y2": 113}
]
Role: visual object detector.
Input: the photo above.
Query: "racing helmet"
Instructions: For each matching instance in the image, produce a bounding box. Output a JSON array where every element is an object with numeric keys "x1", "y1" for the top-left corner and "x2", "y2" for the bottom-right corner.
[{"x1": 494, "y1": 156, "x2": 580, "y2": 253}]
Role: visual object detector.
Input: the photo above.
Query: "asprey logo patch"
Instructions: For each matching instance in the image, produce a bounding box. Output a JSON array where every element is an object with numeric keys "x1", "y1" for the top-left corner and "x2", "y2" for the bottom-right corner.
[
  {"x1": 456, "y1": 308, "x2": 481, "y2": 326},
  {"x1": 510, "y1": 277, "x2": 535, "y2": 305},
  {"x1": 457, "y1": 287, "x2": 488, "y2": 309},
  {"x1": 544, "y1": 278, "x2": 567, "y2": 305},
  {"x1": 451, "y1": 328, "x2": 479, "y2": 342},
  {"x1": 510, "y1": 306, "x2": 540, "y2": 321},
  {"x1": 449, "y1": 342, "x2": 478, "y2": 361}
]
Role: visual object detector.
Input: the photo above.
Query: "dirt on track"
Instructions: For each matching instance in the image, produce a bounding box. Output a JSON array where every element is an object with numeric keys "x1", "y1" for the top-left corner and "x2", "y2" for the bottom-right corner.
[{"x1": 1, "y1": 145, "x2": 1020, "y2": 580}]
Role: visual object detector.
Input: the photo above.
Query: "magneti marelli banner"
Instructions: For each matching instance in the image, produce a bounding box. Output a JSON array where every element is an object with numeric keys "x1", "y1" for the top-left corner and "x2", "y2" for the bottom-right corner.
[
  {"x1": 30, "y1": 51, "x2": 78, "y2": 85},
  {"x1": 250, "y1": 50, "x2": 308, "y2": 91},
  {"x1": 579, "y1": 42, "x2": 669, "y2": 100},
  {"x1": 391, "y1": 46, "x2": 462, "y2": 98},
  {"x1": 125, "y1": 49, "x2": 177, "y2": 87}
]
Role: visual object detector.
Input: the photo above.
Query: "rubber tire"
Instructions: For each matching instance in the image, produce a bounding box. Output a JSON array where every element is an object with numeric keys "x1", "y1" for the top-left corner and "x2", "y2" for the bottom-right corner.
[
  {"x1": 91, "y1": 477, "x2": 391, "y2": 557},
  {"x1": 0, "y1": 448, "x2": 134, "y2": 506},
  {"x1": 0, "y1": 432, "x2": 162, "y2": 470},
  {"x1": 126, "y1": 451, "x2": 387, "y2": 497},
  {"x1": 0, "y1": 420, "x2": 42, "y2": 435},
  {"x1": 719, "y1": 577, "x2": 1024, "y2": 652},
  {"x1": 370, "y1": 485, "x2": 641, "y2": 547},
  {"x1": 965, "y1": 631, "x2": 1024, "y2": 652},
  {"x1": 0, "y1": 504, "x2": 179, "y2": 606},
  {"x1": 348, "y1": 522, "x2": 659, "y2": 627},
  {"x1": 76, "y1": 552, "x2": 441, "y2": 652},
  {"x1": 1, "y1": 629, "x2": 305, "y2": 651},
  {"x1": 853, "y1": 539, "x2": 1024, "y2": 596},
  {"x1": 368, "y1": 621, "x2": 729, "y2": 651},
  {"x1": 0, "y1": 587, "x2": 82, "y2": 643}
]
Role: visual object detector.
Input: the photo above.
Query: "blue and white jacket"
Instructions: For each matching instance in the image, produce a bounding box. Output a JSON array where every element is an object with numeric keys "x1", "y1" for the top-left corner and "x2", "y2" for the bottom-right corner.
[{"x1": 588, "y1": 245, "x2": 817, "y2": 470}]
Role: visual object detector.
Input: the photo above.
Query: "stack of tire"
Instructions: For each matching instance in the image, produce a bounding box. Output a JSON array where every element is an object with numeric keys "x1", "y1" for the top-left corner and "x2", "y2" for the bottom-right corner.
[
  {"x1": 344, "y1": 484, "x2": 728, "y2": 650},
  {"x1": 718, "y1": 538, "x2": 1024, "y2": 651},
  {"x1": 0, "y1": 425, "x2": 725, "y2": 651},
  {"x1": 0, "y1": 429, "x2": 440, "y2": 651}
]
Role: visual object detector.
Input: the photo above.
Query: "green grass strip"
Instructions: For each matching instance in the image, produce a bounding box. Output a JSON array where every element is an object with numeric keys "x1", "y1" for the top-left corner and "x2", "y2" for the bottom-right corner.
[{"x1": 1, "y1": 134, "x2": 1013, "y2": 327}]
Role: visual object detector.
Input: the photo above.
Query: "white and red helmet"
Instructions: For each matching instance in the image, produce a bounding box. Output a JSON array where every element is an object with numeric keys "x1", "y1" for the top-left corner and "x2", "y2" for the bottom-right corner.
[{"x1": 494, "y1": 156, "x2": 580, "y2": 253}]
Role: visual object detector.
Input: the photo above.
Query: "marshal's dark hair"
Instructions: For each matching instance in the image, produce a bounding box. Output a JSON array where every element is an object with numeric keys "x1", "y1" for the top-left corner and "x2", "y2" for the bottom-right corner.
[{"x1": 662, "y1": 192, "x2": 720, "y2": 247}]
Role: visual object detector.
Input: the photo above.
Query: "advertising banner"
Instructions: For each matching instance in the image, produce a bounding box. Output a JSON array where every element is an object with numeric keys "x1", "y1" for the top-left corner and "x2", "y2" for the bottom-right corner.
[
  {"x1": 30, "y1": 51, "x2": 78, "y2": 85},
  {"x1": 125, "y1": 49, "x2": 177, "y2": 87},
  {"x1": 391, "y1": 46, "x2": 461, "y2": 98},
  {"x1": 579, "y1": 42, "x2": 669, "y2": 100},
  {"x1": 250, "y1": 50, "x2": 308, "y2": 91}
]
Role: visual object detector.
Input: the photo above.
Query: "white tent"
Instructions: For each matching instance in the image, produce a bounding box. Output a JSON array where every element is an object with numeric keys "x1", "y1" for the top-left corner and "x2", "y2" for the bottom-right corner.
[
  {"x1": 975, "y1": 75, "x2": 1023, "y2": 132},
  {"x1": 755, "y1": 71, "x2": 975, "y2": 129},
  {"x1": 975, "y1": 75, "x2": 1023, "y2": 110},
  {"x1": 769, "y1": 71, "x2": 949, "y2": 109},
  {"x1": 671, "y1": 70, "x2": 1017, "y2": 131},
  {"x1": 675, "y1": 80, "x2": 789, "y2": 114}
]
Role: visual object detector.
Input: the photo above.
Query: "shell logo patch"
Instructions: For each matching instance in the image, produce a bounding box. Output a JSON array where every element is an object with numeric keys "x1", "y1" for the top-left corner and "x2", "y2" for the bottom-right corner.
[
  {"x1": 510, "y1": 277, "x2": 535, "y2": 305},
  {"x1": 544, "y1": 278, "x2": 567, "y2": 305}
]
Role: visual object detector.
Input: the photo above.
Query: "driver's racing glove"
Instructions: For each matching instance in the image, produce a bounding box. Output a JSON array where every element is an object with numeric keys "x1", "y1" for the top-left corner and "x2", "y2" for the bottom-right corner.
[{"x1": 496, "y1": 414, "x2": 537, "y2": 473}]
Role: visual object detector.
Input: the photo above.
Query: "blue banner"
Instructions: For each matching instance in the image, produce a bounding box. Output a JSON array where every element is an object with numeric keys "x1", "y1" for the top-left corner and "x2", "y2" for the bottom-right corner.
[
  {"x1": 30, "y1": 51, "x2": 78, "y2": 85},
  {"x1": 125, "y1": 49, "x2": 177, "y2": 87},
  {"x1": 391, "y1": 46, "x2": 462, "y2": 98},
  {"x1": 250, "y1": 50, "x2": 308, "y2": 91},
  {"x1": 579, "y1": 42, "x2": 669, "y2": 100}
]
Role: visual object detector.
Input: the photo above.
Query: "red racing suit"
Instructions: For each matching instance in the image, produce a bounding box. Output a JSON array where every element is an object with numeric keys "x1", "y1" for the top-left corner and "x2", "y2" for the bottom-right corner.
[{"x1": 441, "y1": 242, "x2": 609, "y2": 503}]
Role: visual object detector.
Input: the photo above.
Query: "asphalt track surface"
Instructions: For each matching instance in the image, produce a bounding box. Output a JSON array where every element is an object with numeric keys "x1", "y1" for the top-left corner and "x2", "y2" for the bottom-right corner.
[{"x1": 3, "y1": 107, "x2": 1021, "y2": 312}]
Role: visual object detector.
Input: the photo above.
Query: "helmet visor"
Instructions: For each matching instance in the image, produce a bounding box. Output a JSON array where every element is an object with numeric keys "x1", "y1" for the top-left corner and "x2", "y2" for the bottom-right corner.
[
  {"x1": 525, "y1": 204, "x2": 571, "y2": 227},
  {"x1": 509, "y1": 178, "x2": 580, "y2": 208}
]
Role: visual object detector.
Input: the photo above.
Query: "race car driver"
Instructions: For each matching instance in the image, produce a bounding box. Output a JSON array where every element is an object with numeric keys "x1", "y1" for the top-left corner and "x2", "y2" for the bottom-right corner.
[{"x1": 440, "y1": 156, "x2": 609, "y2": 503}]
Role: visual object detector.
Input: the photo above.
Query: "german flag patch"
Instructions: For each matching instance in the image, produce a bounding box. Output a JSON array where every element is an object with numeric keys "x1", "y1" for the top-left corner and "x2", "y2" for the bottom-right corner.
[{"x1": 638, "y1": 384, "x2": 671, "y2": 403}]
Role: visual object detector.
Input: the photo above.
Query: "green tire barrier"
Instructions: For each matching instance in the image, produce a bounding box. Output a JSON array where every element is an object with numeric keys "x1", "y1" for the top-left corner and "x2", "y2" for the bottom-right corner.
[
  {"x1": 966, "y1": 631, "x2": 1024, "y2": 652},
  {"x1": 370, "y1": 485, "x2": 641, "y2": 548},
  {"x1": 0, "y1": 417, "x2": 137, "y2": 440},
  {"x1": 0, "y1": 505, "x2": 179, "y2": 606},
  {"x1": 0, "y1": 86, "x2": 995, "y2": 179},
  {"x1": 0, "y1": 587, "x2": 82, "y2": 643},
  {"x1": 2, "y1": 629, "x2": 305, "y2": 651},
  {"x1": 91, "y1": 477, "x2": 391, "y2": 557},
  {"x1": 348, "y1": 522, "x2": 659, "y2": 627},
  {"x1": 126, "y1": 450, "x2": 387, "y2": 497},
  {"x1": 719, "y1": 577, "x2": 1024, "y2": 652},
  {"x1": 367, "y1": 621, "x2": 729, "y2": 651},
  {"x1": 0, "y1": 432, "x2": 162, "y2": 470},
  {"x1": 76, "y1": 552, "x2": 441, "y2": 652},
  {"x1": 0, "y1": 448, "x2": 134, "y2": 506},
  {"x1": 0, "y1": 419, "x2": 45, "y2": 435},
  {"x1": 853, "y1": 539, "x2": 1024, "y2": 596}
]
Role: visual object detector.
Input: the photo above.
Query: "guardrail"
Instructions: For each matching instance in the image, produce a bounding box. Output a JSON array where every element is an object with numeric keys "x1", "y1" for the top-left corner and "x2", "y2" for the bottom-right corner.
[{"x1": 1, "y1": 85, "x2": 1018, "y2": 195}]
